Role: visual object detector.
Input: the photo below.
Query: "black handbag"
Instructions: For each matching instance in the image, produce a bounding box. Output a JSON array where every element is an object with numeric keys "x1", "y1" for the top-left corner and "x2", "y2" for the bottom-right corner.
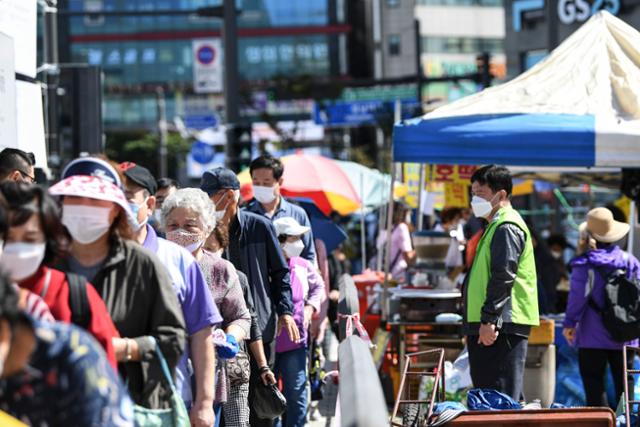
[{"x1": 253, "y1": 383, "x2": 287, "y2": 420}]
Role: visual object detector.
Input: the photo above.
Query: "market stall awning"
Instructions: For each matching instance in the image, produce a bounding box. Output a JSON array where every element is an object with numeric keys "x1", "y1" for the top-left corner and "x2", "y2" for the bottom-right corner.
[{"x1": 393, "y1": 11, "x2": 640, "y2": 167}]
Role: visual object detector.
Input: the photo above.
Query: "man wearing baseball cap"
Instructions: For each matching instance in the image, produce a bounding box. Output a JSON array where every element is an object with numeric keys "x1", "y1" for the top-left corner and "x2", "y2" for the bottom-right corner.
[
  {"x1": 201, "y1": 167, "x2": 298, "y2": 427},
  {"x1": 120, "y1": 162, "x2": 221, "y2": 427}
]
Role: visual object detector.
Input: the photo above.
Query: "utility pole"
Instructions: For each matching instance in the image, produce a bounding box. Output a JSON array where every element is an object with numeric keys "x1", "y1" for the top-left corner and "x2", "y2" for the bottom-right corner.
[
  {"x1": 222, "y1": 0, "x2": 241, "y2": 171},
  {"x1": 156, "y1": 87, "x2": 168, "y2": 178},
  {"x1": 414, "y1": 19, "x2": 422, "y2": 106},
  {"x1": 43, "y1": 0, "x2": 61, "y2": 173}
]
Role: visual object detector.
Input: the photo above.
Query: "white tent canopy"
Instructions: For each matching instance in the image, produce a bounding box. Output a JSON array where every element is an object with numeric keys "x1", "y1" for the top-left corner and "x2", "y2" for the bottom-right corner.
[{"x1": 393, "y1": 11, "x2": 640, "y2": 168}]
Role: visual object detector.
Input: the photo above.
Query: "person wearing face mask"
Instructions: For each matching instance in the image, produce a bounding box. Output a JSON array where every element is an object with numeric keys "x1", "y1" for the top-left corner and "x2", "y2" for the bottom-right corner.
[
  {"x1": 465, "y1": 165, "x2": 539, "y2": 401},
  {"x1": 0, "y1": 182, "x2": 119, "y2": 370},
  {"x1": 119, "y1": 163, "x2": 221, "y2": 427},
  {"x1": 162, "y1": 188, "x2": 251, "y2": 426},
  {"x1": 245, "y1": 155, "x2": 317, "y2": 266},
  {"x1": 272, "y1": 217, "x2": 326, "y2": 427},
  {"x1": 49, "y1": 171, "x2": 187, "y2": 411},
  {"x1": 0, "y1": 273, "x2": 136, "y2": 426},
  {"x1": 201, "y1": 167, "x2": 298, "y2": 427}
]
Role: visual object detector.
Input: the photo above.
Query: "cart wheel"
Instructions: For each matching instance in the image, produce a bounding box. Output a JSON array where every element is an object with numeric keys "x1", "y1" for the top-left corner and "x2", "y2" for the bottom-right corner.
[{"x1": 402, "y1": 404, "x2": 424, "y2": 427}]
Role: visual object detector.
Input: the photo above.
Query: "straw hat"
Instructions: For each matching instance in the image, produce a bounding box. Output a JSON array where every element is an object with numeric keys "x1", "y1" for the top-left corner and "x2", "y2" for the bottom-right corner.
[{"x1": 579, "y1": 207, "x2": 630, "y2": 243}]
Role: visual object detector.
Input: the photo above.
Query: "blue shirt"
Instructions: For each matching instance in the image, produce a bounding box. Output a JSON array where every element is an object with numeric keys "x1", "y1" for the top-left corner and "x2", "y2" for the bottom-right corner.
[
  {"x1": 143, "y1": 225, "x2": 222, "y2": 404},
  {"x1": 0, "y1": 319, "x2": 134, "y2": 426},
  {"x1": 245, "y1": 197, "x2": 317, "y2": 265},
  {"x1": 225, "y1": 210, "x2": 294, "y2": 343}
]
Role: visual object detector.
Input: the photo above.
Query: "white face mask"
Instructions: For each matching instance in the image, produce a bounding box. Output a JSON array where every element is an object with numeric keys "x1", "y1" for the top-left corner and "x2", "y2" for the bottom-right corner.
[
  {"x1": 471, "y1": 194, "x2": 498, "y2": 219},
  {"x1": 282, "y1": 239, "x2": 305, "y2": 259},
  {"x1": 0, "y1": 242, "x2": 46, "y2": 281},
  {"x1": 62, "y1": 205, "x2": 113, "y2": 245},
  {"x1": 253, "y1": 185, "x2": 277, "y2": 204}
]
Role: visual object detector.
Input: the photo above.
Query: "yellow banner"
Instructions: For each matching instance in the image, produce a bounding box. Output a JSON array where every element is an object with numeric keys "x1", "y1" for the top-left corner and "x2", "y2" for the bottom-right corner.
[
  {"x1": 427, "y1": 164, "x2": 478, "y2": 184},
  {"x1": 403, "y1": 163, "x2": 421, "y2": 208},
  {"x1": 444, "y1": 182, "x2": 470, "y2": 208}
]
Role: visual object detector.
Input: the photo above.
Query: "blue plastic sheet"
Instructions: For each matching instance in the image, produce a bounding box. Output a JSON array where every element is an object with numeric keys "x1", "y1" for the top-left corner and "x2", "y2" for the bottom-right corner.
[{"x1": 467, "y1": 389, "x2": 522, "y2": 411}]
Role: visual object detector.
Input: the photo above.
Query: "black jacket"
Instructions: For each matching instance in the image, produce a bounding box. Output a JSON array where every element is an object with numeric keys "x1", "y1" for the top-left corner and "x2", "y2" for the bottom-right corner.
[
  {"x1": 57, "y1": 238, "x2": 186, "y2": 409},
  {"x1": 225, "y1": 210, "x2": 294, "y2": 343}
]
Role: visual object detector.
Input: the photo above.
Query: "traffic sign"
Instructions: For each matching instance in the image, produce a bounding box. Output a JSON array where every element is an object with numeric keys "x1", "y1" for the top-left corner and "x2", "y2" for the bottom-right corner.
[
  {"x1": 192, "y1": 39, "x2": 223, "y2": 93},
  {"x1": 190, "y1": 141, "x2": 216, "y2": 164},
  {"x1": 313, "y1": 100, "x2": 420, "y2": 126}
]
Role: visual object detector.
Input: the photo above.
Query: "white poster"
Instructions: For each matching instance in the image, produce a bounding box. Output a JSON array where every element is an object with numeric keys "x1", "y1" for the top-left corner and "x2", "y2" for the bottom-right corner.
[
  {"x1": 0, "y1": 32, "x2": 17, "y2": 148},
  {"x1": 0, "y1": 0, "x2": 37, "y2": 78},
  {"x1": 15, "y1": 81, "x2": 47, "y2": 170},
  {"x1": 192, "y1": 39, "x2": 223, "y2": 94}
]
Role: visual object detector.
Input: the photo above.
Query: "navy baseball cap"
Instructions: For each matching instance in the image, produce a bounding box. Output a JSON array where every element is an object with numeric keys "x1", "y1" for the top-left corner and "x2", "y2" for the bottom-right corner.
[
  {"x1": 119, "y1": 162, "x2": 157, "y2": 195},
  {"x1": 61, "y1": 157, "x2": 122, "y2": 187},
  {"x1": 200, "y1": 167, "x2": 240, "y2": 196}
]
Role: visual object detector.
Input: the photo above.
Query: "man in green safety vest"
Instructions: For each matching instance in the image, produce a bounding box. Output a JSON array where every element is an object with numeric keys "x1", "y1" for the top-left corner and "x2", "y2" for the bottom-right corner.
[{"x1": 464, "y1": 165, "x2": 539, "y2": 401}]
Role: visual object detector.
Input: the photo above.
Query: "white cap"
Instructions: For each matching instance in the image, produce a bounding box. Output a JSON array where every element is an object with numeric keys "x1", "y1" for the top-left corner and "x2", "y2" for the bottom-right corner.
[{"x1": 273, "y1": 217, "x2": 310, "y2": 237}]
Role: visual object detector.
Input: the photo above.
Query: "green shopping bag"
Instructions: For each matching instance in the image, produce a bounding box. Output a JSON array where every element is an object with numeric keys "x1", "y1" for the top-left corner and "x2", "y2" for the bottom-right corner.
[{"x1": 134, "y1": 338, "x2": 190, "y2": 427}]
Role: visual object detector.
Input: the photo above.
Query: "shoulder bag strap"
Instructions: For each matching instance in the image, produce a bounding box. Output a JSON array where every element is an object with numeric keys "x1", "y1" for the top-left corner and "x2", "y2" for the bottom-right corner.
[
  {"x1": 150, "y1": 337, "x2": 178, "y2": 392},
  {"x1": 66, "y1": 273, "x2": 91, "y2": 329}
]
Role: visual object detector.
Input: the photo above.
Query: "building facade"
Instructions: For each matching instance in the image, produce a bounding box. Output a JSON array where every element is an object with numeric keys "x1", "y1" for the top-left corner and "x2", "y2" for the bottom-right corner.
[
  {"x1": 505, "y1": 0, "x2": 640, "y2": 75},
  {"x1": 415, "y1": 0, "x2": 506, "y2": 102},
  {"x1": 62, "y1": 0, "x2": 350, "y2": 131}
]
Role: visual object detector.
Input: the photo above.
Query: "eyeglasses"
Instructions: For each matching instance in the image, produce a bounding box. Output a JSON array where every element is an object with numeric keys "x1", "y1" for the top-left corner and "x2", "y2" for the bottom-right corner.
[{"x1": 18, "y1": 170, "x2": 35, "y2": 184}]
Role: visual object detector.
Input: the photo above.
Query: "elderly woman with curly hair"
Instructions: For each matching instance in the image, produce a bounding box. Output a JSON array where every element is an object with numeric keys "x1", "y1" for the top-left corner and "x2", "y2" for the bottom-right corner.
[{"x1": 162, "y1": 188, "x2": 251, "y2": 426}]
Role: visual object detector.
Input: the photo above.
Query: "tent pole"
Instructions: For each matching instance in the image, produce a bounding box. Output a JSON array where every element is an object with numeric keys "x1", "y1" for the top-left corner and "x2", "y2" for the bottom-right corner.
[
  {"x1": 628, "y1": 200, "x2": 636, "y2": 254},
  {"x1": 417, "y1": 163, "x2": 426, "y2": 230},
  {"x1": 360, "y1": 172, "x2": 367, "y2": 271},
  {"x1": 382, "y1": 162, "x2": 396, "y2": 323}
]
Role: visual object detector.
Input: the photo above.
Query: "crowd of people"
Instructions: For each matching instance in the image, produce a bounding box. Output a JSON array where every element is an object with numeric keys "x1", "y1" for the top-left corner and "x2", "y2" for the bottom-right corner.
[
  {"x1": 0, "y1": 145, "x2": 638, "y2": 425},
  {"x1": 0, "y1": 148, "x2": 329, "y2": 427}
]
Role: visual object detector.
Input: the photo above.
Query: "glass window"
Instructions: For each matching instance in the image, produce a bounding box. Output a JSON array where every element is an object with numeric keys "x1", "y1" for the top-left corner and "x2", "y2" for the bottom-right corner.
[
  {"x1": 388, "y1": 34, "x2": 401, "y2": 56},
  {"x1": 71, "y1": 35, "x2": 332, "y2": 86},
  {"x1": 386, "y1": 0, "x2": 401, "y2": 7},
  {"x1": 422, "y1": 36, "x2": 503, "y2": 54}
]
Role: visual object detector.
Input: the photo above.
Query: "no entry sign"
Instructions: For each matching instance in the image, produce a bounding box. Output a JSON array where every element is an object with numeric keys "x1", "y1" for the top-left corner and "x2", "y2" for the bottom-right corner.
[{"x1": 192, "y1": 39, "x2": 223, "y2": 93}]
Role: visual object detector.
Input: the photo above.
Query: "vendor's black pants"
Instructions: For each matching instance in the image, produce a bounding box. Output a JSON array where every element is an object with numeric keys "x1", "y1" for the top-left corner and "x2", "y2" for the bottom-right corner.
[
  {"x1": 578, "y1": 348, "x2": 633, "y2": 408},
  {"x1": 467, "y1": 333, "x2": 528, "y2": 401}
]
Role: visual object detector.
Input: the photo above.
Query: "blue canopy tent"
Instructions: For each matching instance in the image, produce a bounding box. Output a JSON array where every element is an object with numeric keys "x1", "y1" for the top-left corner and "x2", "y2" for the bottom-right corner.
[{"x1": 381, "y1": 12, "x2": 640, "y2": 322}]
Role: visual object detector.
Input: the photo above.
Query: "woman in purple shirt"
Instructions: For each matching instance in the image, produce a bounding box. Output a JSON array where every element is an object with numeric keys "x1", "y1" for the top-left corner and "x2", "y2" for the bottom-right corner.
[
  {"x1": 273, "y1": 216, "x2": 326, "y2": 427},
  {"x1": 162, "y1": 188, "x2": 251, "y2": 426},
  {"x1": 563, "y1": 207, "x2": 640, "y2": 408}
]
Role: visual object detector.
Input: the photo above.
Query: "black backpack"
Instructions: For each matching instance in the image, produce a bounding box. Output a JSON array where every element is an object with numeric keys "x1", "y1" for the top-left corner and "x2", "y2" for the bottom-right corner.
[
  {"x1": 588, "y1": 255, "x2": 640, "y2": 342},
  {"x1": 40, "y1": 271, "x2": 91, "y2": 329}
]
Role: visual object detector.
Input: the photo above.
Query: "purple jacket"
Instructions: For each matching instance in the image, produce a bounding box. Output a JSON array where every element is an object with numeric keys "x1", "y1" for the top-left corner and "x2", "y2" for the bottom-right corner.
[
  {"x1": 276, "y1": 257, "x2": 326, "y2": 353},
  {"x1": 564, "y1": 245, "x2": 640, "y2": 350}
]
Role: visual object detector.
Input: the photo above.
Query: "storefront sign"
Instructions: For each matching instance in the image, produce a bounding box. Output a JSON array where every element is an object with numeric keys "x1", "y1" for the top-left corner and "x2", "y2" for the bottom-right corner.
[
  {"x1": 558, "y1": 0, "x2": 620, "y2": 25},
  {"x1": 192, "y1": 39, "x2": 223, "y2": 94},
  {"x1": 512, "y1": 0, "x2": 621, "y2": 32}
]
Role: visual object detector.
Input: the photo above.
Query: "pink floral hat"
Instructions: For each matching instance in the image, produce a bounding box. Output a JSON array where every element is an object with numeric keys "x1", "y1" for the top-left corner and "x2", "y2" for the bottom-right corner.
[{"x1": 49, "y1": 175, "x2": 134, "y2": 219}]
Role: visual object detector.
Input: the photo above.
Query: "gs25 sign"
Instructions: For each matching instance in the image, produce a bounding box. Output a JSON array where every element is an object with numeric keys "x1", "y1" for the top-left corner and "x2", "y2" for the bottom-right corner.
[{"x1": 558, "y1": 0, "x2": 621, "y2": 25}]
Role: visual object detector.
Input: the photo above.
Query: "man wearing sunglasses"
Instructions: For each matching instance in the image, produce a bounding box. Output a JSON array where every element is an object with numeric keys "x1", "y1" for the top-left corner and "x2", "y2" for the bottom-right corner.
[{"x1": 0, "y1": 148, "x2": 36, "y2": 184}]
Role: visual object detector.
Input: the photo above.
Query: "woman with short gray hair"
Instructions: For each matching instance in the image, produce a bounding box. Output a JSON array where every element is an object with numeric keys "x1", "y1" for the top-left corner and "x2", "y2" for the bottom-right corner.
[{"x1": 162, "y1": 188, "x2": 251, "y2": 426}]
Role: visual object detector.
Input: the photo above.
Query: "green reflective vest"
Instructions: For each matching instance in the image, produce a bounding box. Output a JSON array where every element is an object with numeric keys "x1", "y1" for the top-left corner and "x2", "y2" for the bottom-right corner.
[{"x1": 466, "y1": 207, "x2": 539, "y2": 326}]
